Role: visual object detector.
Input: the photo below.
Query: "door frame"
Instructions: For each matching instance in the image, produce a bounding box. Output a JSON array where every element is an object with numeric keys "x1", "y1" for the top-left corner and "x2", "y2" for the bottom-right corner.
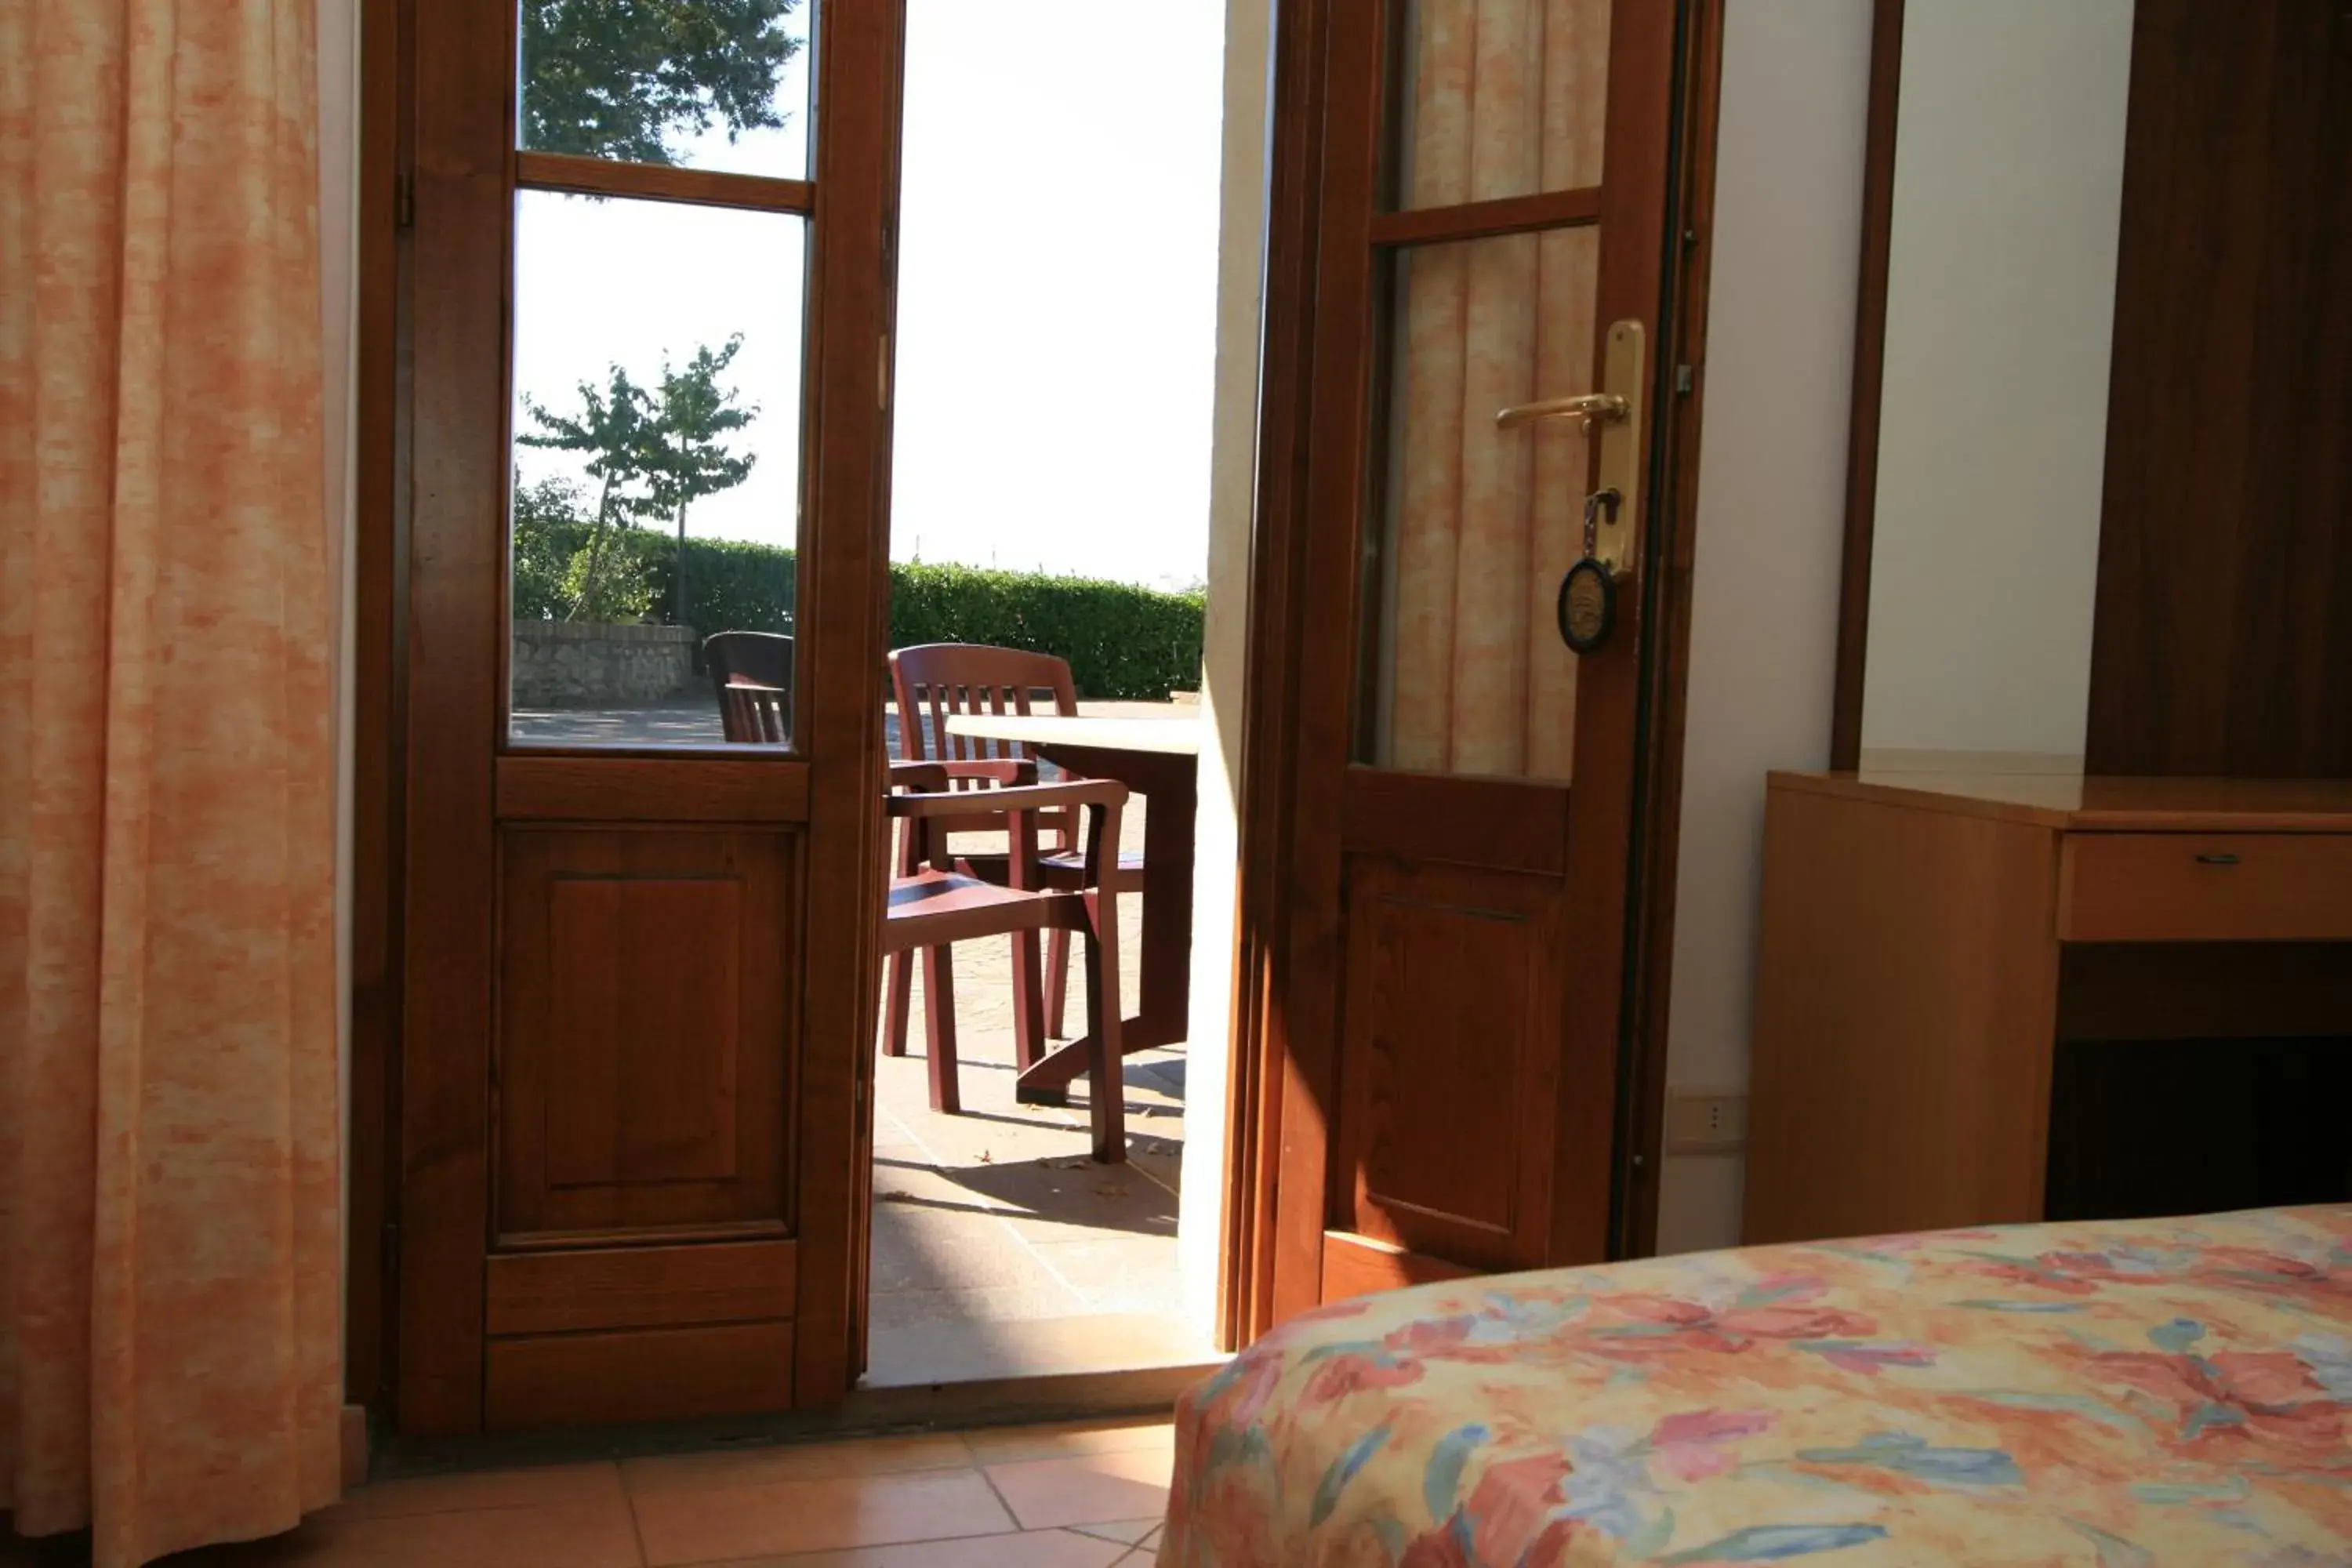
[
  {"x1": 1218, "y1": 0, "x2": 1727, "y2": 1345},
  {"x1": 347, "y1": 0, "x2": 1727, "y2": 1411}
]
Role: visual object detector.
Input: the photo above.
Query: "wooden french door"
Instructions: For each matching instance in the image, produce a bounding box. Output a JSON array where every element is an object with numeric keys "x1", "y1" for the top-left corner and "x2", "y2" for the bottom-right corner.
[
  {"x1": 1252, "y1": 0, "x2": 1682, "y2": 1320},
  {"x1": 392, "y1": 1, "x2": 902, "y2": 1431}
]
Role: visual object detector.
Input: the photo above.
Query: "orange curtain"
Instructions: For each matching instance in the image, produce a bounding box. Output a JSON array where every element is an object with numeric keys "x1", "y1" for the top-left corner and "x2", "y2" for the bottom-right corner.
[
  {"x1": 1385, "y1": 0, "x2": 1608, "y2": 779},
  {"x1": 0, "y1": 1, "x2": 343, "y2": 1563}
]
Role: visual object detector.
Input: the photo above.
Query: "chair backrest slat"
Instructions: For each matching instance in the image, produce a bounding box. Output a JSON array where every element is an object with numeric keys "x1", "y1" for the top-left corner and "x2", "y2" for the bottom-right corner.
[
  {"x1": 718, "y1": 678, "x2": 789, "y2": 746},
  {"x1": 888, "y1": 644, "x2": 1080, "y2": 769},
  {"x1": 707, "y1": 633, "x2": 794, "y2": 744}
]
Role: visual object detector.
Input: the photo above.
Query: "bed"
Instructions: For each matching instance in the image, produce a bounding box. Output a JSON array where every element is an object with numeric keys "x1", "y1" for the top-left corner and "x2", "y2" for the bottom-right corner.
[{"x1": 1161, "y1": 1207, "x2": 2352, "y2": 1566}]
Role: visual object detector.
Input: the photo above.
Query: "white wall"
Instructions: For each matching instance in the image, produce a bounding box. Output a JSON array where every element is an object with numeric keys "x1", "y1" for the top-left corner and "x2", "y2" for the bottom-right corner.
[
  {"x1": 1655, "y1": 0, "x2": 1875, "y2": 1255},
  {"x1": 1857, "y1": 0, "x2": 2133, "y2": 757},
  {"x1": 1176, "y1": 0, "x2": 1272, "y2": 1333}
]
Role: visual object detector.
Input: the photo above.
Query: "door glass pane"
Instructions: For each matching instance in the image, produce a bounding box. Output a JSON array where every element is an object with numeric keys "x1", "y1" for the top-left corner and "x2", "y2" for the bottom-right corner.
[
  {"x1": 1359, "y1": 227, "x2": 1598, "y2": 780},
  {"x1": 519, "y1": 0, "x2": 815, "y2": 180},
  {"x1": 509, "y1": 191, "x2": 808, "y2": 747},
  {"x1": 1384, "y1": 0, "x2": 1610, "y2": 211}
]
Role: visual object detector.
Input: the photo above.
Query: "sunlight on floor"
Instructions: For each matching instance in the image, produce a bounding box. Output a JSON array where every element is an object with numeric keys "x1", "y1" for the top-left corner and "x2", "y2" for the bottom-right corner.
[{"x1": 868, "y1": 834, "x2": 1215, "y2": 1385}]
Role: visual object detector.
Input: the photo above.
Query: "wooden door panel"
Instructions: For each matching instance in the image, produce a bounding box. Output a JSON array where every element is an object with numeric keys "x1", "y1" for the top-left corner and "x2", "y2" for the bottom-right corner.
[
  {"x1": 1341, "y1": 769, "x2": 1570, "y2": 876},
  {"x1": 485, "y1": 1322, "x2": 797, "y2": 1430},
  {"x1": 1319, "y1": 1232, "x2": 1479, "y2": 1303},
  {"x1": 1335, "y1": 856, "x2": 1563, "y2": 1270},
  {"x1": 486, "y1": 1240, "x2": 797, "y2": 1336},
  {"x1": 498, "y1": 828, "x2": 797, "y2": 1241},
  {"x1": 545, "y1": 878, "x2": 740, "y2": 1188}
]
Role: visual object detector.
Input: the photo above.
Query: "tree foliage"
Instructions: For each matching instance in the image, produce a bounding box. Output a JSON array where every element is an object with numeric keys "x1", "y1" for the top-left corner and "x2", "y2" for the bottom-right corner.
[
  {"x1": 644, "y1": 334, "x2": 760, "y2": 624},
  {"x1": 521, "y1": 0, "x2": 805, "y2": 165},
  {"x1": 517, "y1": 364, "x2": 661, "y2": 619},
  {"x1": 645, "y1": 335, "x2": 758, "y2": 538},
  {"x1": 513, "y1": 475, "x2": 590, "y2": 619},
  {"x1": 515, "y1": 337, "x2": 760, "y2": 622}
]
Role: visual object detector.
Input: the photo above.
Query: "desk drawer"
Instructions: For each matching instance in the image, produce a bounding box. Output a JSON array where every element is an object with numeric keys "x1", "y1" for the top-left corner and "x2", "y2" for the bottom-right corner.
[{"x1": 2059, "y1": 833, "x2": 2352, "y2": 942}]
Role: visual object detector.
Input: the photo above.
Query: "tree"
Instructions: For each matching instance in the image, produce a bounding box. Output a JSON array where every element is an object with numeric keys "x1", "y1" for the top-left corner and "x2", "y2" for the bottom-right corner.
[
  {"x1": 643, "y1": 335, "x2": 760, "y2": 627},
  {"x1": 521, "y1": 0, "x2": 805, "y2": 165},
  {"x1": 517, "y1": 365, "x2": 659, "y2": 620}
]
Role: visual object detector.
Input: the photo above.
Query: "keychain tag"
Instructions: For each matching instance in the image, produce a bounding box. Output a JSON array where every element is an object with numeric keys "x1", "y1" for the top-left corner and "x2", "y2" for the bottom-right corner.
[{"x1": 1558, "y1": 488, "x2": 1622, "y2": 654}]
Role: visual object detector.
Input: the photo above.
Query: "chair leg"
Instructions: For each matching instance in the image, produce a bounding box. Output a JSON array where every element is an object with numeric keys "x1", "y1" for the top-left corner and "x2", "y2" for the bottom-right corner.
[
  {"x1": 1044, "y1": 927, "x2": 1070, "y2": 1040},
  {"x1": 921, "y1": 946, "x2": 960, "y2": 1116},
  {"x1": 1083, "y1": 906, "x2": 1124, "y2": 1164},
  {"x1": 882, "y1": 949, "x2": 912, "y2": 1058},
  {"x1": 1012, "y1": 930, "x2": 1047, "y2": 1072},
  {"x1": 884, "y1": 816, "x2": 920, "y2": 1058}
]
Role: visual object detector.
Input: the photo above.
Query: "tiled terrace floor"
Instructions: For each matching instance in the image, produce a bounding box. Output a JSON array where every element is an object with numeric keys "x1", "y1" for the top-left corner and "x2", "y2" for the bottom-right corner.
[
  {"x1": 3, "y1": 1417, "x2": 1180, "y2": 1566},
  {"x1": 869, "y1": 771, "x2": 1212, "y2": 1385}
]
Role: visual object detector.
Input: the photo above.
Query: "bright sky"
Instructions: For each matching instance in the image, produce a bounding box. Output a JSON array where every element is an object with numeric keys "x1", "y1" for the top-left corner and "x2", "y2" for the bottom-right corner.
[{"x1": 511, "y1": 2, "x2": 1228, "y2": 591}]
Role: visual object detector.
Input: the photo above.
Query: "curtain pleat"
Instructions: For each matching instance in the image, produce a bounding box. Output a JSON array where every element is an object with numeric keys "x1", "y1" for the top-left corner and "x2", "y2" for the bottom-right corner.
[
  {"x1": 1388, "y1": 0, "x2": 1610, "y2": 779},
  {"x1": 0, "y1": 1, "x2": 343, "y2": 1563}
]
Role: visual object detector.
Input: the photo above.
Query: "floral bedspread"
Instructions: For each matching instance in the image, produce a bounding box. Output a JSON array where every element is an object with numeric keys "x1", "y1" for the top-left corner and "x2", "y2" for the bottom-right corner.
[{"x1": 1161, "y1": 1207, "x2": 2352, "y2": 1566}]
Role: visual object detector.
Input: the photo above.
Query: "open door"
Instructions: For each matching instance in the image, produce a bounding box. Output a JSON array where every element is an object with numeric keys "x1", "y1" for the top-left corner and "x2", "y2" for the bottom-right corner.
[
  {"x1": 390, "y1": 0, "x2": 902, "y2": 1431},
  {"x1": 1240, "y1": 0, "x2": 1683, "y2": 1324}
]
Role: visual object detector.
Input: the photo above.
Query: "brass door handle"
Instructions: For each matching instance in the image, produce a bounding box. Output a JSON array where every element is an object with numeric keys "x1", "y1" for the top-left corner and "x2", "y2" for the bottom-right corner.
[
  {"x1": 1494, "y1": 393, "x2": 1630, "y2": 431},
  {"x1": 1505, "y1": 321, "x2": 1650, "y2": 600}
]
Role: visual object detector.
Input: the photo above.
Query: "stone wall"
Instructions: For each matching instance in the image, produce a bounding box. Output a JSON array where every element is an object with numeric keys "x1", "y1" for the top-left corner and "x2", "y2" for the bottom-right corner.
[{"x1": 512, "y1": 621, "x2": 696, "y2": 708}]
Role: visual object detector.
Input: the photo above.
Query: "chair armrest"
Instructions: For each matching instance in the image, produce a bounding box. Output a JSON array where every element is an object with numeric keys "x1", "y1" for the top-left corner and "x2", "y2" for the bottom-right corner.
[
  {"x1": 941, "y1": 757, "x2": 1039, "y2": 788},
  {"x1": 884, "y1": 778, "x2": 1126, "y2": 818},
  {"x1": 888, "y1": 760, "x2": 951, "y2": 792},
  {"x1": 887, "y1": 779, "x2": 1128, "y2": 886}
]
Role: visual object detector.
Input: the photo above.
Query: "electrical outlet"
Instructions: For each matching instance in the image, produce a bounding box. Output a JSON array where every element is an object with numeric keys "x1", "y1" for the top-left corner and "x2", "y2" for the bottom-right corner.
[{"x1": 1664, "y1": 1090, "x2": 1748, "y2": 1154}]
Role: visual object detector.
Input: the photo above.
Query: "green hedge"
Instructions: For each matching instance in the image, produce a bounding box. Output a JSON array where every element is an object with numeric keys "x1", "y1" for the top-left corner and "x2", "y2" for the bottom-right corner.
[
  {"x1": 887, "y1": 561, "x2": 1203, "y2": 701},
  {"x1": 512, "y1": 513, "x2": 1203, "y2": 700}
]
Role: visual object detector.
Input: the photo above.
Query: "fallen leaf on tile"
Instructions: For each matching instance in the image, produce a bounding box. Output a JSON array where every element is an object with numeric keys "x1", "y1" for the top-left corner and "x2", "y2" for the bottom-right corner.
[
  {"x1": 1096, "y1": 1184, "x2": 1129, "y2": 1198},
  {"x1": 878, "y1": 1189, "x2": 917, "y2": 1203}
]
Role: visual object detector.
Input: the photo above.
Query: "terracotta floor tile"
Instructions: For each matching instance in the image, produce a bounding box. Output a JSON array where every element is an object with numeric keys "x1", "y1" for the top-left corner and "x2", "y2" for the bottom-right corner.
[
  {"x1": 961, "y1": 1422, "x2": 1174, "y2": 1468},
  {"x1": 157, "y1": 1517, "x2": 355, "y2": 1565},
  {"x1": 287, "y1": 1494, "x2": 641, "y2": 1567},
  {"x1": 717, "y1": 1526, "x2": 1131, "y2": 1568},
  {"x1": 623, "y1": 1435, "x2": 970, "y2": 1497},
  {"x1": 982, "y1": 1449, "x2": 1173, "y2": 1532},
  {"x1": 1022, "y1": 1239, "x2": 1181, "y2": 1313},
  {"x1": 1064, "y1": 1519, "x2": 1163, "y2": 1547},
  {"x1": 869, "y1": 1208, "x2": 1053, "y2": 1293},
  {"x1": 869, "y1": 1284, "x2": 1087, "y2": 1333},
  {"x1": 334, "y1": 1460, "x2": 622, "y2": 1519},
  {"x1": 866, "y1": 1313, "x2": 1217, "y2": 1388},
  {"x1": 631, "y1": 1467, "x2": 1011, "y2": 1566}
]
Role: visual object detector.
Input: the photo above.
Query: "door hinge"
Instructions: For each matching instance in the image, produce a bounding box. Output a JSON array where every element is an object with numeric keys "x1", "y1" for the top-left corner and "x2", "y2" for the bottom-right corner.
[
  {"x1": 1675, "y1": 364, "x2": 1695, "y2": 395},
  {"x1": 394, "y1": 172, "x2": 415, "y2": 230}
]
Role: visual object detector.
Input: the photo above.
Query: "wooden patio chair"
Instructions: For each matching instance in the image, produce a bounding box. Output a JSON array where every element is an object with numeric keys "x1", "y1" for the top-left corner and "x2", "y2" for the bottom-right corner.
[
  {"x1": 884, "y1": 644, "x2": 1146, "y2": 1076},
  {"x1": 706, "y1": 631, "x2": 793, "y2": 740},
  {"x1": 884, "y1": 761, "x2": 1131, "y2": 1163},
  {"x1": 716, "y1": 678, "x2": 790, "y2": 745}
]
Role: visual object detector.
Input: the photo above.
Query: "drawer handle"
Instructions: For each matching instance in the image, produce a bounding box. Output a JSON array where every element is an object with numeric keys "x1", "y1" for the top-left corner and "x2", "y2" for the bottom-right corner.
[{"x1": 2194, "y1": 852, "x2": 2241, "y2": 866}]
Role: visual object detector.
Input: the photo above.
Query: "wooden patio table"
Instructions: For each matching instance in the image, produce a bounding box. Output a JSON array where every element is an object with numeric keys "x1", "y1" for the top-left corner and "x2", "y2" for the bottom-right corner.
[{"x1": 942, "y1": 712, "x2": 1203, "y2": 1102}]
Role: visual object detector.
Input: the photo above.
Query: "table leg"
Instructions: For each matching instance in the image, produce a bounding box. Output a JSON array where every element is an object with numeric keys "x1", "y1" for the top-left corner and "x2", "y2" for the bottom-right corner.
[
  {"x1": 1132, "y1": 756, "x2": 1197, "y2": 1050},
  {"x1": 1014, "y1": 746, "x2": 1200, "y2": 1100}
]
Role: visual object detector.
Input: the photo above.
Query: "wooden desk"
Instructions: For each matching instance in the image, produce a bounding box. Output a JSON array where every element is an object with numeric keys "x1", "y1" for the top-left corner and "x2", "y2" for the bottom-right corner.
[
  {"x1": 942, "y1": 713, "x2": 1203, "y2": 1096},
  {"x1": 1744, "y1": 764, "x2": 2352, "y2": 1245}
]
